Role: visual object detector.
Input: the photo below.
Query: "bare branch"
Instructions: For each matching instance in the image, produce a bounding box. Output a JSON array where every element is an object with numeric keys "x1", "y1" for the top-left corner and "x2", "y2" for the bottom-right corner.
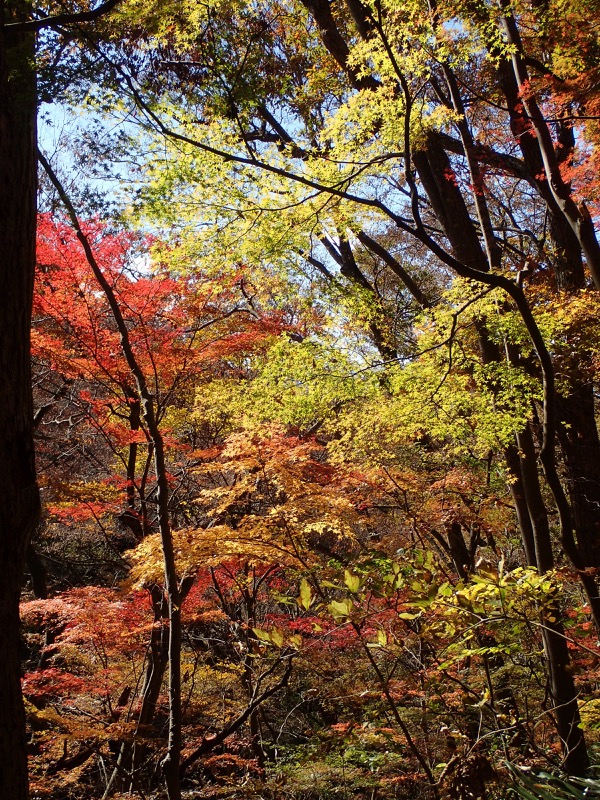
[{"x1": 5, "y1": 0, "x2": 122, "y2": 33}]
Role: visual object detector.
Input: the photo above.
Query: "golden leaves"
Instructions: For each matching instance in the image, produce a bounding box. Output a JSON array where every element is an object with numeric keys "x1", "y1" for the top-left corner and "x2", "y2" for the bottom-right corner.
[{"x1": 127, "y1": 426, "x2": 363, "y2": 586}]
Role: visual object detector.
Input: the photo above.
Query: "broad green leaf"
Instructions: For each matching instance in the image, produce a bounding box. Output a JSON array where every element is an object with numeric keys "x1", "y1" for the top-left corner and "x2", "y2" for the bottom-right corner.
[
  {"x1": 270, "y1": 628, "x2": 284, "y2": 648},
  {"x1": 252, "y1": 627, "x2": 272, "y2": 643},
  {"x1": 329, "y1": 599, "x2": 353, "y2": 620},
  {"x1": 344, "y1": 570, "x2": 361, "y2": 593},
  {"x1": 298, "y1": 578, "x2": 313, "y2": 610}
]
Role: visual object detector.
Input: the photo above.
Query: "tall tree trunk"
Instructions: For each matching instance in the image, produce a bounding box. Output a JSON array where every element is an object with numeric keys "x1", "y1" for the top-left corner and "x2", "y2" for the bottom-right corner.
[
  {"x1": 415, "y1": 128, "x2": 591, "y2": 776},
  {"x1": 0, "y1": 5, "x2": 40, "y2": 799},
  {"x1": 496, "y1": 25, "x2": 600, "y2": 612},
  {"x1": 556, "y1": 384, "x2": 600, "y2": 568},
  {"x1": 513, "y1": 425, "x2": 589, "y2": 774},
  {"x1": 40, "y1": 153, "x2": 184, "y2": 800}
]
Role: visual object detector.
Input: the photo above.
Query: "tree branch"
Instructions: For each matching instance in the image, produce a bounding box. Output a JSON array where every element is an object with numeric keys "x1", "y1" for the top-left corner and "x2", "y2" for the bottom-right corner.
[
  {"x1": 356, "y1": 230, "x2": 432, "y2": 308},
  {"x1": 179, "y1": 656, "x2": 294, "y2": 775},
  {"x1": 5, "y1": 0, "x2": 122, "y2": 32}
]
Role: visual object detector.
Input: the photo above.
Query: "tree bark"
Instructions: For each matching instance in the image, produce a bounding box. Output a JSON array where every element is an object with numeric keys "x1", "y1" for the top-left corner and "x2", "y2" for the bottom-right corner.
[
  {"x1": 556, "y1": 384, "x2": 600, "y2": 569},
  {"x1": 513, "y1": 426, "x2": 589, "y2": 774},
  {"x1": 0, "y1": 5, "x2": 40, "y2": 798},
  {"x1": 494, "y1": 20, "x2": 600, "y2": 609}
]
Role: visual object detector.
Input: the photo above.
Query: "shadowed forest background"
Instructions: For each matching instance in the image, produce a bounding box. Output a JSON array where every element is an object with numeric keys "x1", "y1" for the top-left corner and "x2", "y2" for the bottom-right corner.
[{"x1": 2, "y1": 0, "x2": 600, "y2": 797}]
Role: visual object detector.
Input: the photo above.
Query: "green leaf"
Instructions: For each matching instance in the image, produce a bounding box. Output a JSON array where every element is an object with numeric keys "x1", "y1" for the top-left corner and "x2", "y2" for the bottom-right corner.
[
  {"x1": 298, "y1": 578, "x2": 313, "y2": 610},
  {"x1": 344, "y1": 570, "x2": 361, "y2": 593},
  {"x1": 252, "y1": 627, "x2": 272, "y2": 643},
  {"x1": 329, "y1": 599, "x2": 352, "y2": 620},
  {"x1": 270, "y1": 628, "x2": 284, "y2": 648}
]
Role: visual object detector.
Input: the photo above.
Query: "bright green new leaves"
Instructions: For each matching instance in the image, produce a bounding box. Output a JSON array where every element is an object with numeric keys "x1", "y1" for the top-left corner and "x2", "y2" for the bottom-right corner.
[
  {"x1": 327, "y1": 280, "x2": 542, "y2": 466},
  {"x1": 187, "y1": 276, "x2": 543, "y2": 470},
  {"x1": 193, "y1": 334, "x2": 379, "y2": 433}
]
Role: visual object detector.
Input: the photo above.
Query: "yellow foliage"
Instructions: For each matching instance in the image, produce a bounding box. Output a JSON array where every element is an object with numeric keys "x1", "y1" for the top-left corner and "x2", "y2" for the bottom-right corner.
[{"x1": 127, "y1": 427, "x2": 363, "y2": 586}]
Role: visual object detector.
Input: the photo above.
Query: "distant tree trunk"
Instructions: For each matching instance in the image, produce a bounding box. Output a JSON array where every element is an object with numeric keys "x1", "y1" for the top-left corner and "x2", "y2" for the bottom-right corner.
[
  {"x1": 40, "y1": 151, "x2": 185, "y2": 800},
  {"x1": 0, "y1": 5, "x2": 40, "y2": 799}
]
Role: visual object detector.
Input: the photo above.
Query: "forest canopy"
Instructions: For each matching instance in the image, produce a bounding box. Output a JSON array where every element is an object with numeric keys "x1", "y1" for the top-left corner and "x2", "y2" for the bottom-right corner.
[{"x1": 2, "y1": 0, "x2": 600, "y2": 797}]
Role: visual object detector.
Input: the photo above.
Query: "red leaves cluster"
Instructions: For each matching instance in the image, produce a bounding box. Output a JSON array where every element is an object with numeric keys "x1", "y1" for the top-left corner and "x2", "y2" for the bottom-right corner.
[{"x1": 34, "y1": 214, "x2": 280, "y2": 394}]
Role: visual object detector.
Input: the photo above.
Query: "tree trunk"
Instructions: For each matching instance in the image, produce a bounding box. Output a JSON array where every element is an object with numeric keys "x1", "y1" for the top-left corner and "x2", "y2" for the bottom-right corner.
[
  {"x1": 0, "y1": 5, "x2": 40, "y2": 799},
  {"x1": 557, "y1": 384, "x2": 600, "y2": 569},
  {"x1": 496, "y1": 31, "x2": 600, "y2": 611},
  {"x1": 40, "y1": 153, "x2": 185, "y2": 800},
  {"x1": 513, "y1": 425, "x2": 589, "y2": 774}
]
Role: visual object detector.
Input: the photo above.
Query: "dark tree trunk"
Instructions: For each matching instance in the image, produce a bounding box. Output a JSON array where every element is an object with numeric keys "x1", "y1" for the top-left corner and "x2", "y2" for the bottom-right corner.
[
  {"x1": 0, "y1": 5, "x2": 40, "y2": 799},
  {"x1": 556, "y1": 383, "x2": 600, "y2": 568},
  {"x1": 512, "y1": 426, "x2": 589, "y2": 773},
  {"x1": 515, "y1": 424, "x2": 554, "y2": 573},
  {"x1": 413, "y1": 95, "x2": 591, "y2": 780},
  {"x1": 497, "y1": 37, "x2": 600, "y2": 607},
  {"x1": 505, "y1": 444, "x2": 538, "y2": 568}
]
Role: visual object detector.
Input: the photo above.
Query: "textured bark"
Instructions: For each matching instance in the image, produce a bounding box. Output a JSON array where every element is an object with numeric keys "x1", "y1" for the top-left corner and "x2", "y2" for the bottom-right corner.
[
  {"x1": 513, "y1": 427, "x2": 589, "y2": 774},
  {"x1": 556, "y1": 384, "x2": 600, "y2": 568},
  {"x1": 0, "y1": 5, "x2": 40, "y2": 798}
]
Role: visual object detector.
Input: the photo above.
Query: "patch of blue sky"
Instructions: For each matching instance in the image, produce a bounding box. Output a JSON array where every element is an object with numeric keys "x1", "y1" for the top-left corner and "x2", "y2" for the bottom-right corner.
[{"x1": 38, "y1": 97, "x2": 150, "y2": 221}]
